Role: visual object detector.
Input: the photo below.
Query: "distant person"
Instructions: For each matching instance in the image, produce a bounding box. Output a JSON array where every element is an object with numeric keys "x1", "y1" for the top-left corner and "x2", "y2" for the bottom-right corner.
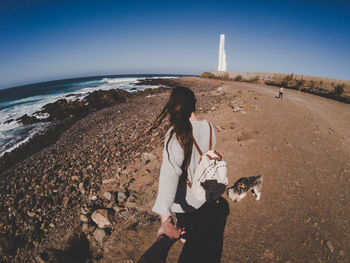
[
  {"x1": 148, "y1": 87, "x2": 229, "y2": 263},
  {"x1": 276, "y1": 87, "x2": 284, "y2": 99},
  {"x1": 137, "y1": 218, "x2": 182, "y2": 263}
]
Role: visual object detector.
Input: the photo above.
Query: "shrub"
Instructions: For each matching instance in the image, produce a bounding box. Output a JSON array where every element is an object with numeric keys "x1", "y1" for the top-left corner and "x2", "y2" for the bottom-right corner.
[
  {"x1": 309, "y1": 80, "x2": 315, "y2": 89},
  {"x1": 334, "y1": 84, "x2": 345, "y2": 96},
  {"x1": 280, "y1": 73, "x2": 294, "y2": 88},
  {"x1": 296, "y1": 79, "x2": 305, "y2": 90},
  {"x1": 220, "y1": 73, "x2": 229, "y2": 80},
  {"x1": 201, "y1": 72, "x2": 216, "y2": 79},
  {"x1": 234, "y1": 75, "x2": 243, "y2": 81},
  {"x1": 248, "y1": 75, "x2": 260, "y2": 83}
]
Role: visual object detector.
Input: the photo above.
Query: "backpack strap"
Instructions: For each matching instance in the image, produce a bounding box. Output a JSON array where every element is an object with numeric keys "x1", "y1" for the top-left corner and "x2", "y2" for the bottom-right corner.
[
  {"x1": 208, "y1": 121, "x2": 213, "y2": 150},
  {"x1": 193, "y1": 137, "x2": 203, "y2": 156}
]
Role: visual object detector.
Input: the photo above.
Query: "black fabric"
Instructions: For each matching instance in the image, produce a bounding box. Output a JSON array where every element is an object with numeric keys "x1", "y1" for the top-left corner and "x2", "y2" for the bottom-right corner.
[
  {"x1": 175, "y1": 175, "x2": 196, "y2": 212},
  {"x1": 137, "y1": 235, "x2": 176, "y2": 263},
  {"x1": 201, "y1": 180, "x2": 227, "y2": 201},
  {"x1": 176, "y1": 197, "x2": 230, "y2": 263}
]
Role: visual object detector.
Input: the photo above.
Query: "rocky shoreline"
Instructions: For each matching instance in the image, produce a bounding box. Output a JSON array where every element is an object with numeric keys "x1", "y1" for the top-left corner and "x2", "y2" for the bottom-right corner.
[
  {"x1": 0, "y1": 85, "x2": 171, "y2": 173},
  {"x1": 0, "y1": 77, "x2": 230, "y2": 262}
]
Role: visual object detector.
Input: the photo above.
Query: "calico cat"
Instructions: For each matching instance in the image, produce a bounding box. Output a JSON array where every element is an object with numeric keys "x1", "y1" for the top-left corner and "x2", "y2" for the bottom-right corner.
[{"x1": 226, "y1": 175, "x2": 263, "y2": 202}]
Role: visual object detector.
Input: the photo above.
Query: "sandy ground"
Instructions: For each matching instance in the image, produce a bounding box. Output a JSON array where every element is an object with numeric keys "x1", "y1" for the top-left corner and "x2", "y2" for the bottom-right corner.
[
  {"x1": 103, "y1": 78, "x2": 350, "y2": 263},
  {"x1": 2, "y1": 77, "x2": 349, "y2": 263}
]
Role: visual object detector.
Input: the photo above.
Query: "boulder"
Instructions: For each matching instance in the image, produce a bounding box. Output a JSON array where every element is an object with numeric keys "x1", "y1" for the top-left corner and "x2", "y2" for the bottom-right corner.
[
  {"x1": 15, "y1": 114, "x2": 40, "y2": 125},
  {"x1": 91, "y1": 209, "x2": 110, "y2": 228},
  {"x1": 93, "y1": 229, "x2": 106, "y2": 246}
]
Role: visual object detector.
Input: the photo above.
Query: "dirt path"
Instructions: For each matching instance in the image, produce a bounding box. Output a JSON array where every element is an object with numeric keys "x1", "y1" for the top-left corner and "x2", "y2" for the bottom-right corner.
[{"x1": 103, "y1": 78, "x2": 350, "y2": 263}]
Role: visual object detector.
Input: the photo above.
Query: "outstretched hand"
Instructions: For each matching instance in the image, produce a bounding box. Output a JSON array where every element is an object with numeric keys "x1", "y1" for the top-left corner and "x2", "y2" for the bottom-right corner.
[{"x1": 157, "y1": 218, "x2": 183, "y2": 240}]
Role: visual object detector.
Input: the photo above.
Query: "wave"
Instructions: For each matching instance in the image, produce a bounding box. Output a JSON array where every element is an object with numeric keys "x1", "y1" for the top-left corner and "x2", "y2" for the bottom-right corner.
[
  {"x1": 101, "y1": 77, "x2": 140, "y2": 84},
  {"x1": 0, "y1": 122, "x2": 50, "y2": 157},
  {"x1": 0, "y1": 75, "x2": 178, "y2": 156}
]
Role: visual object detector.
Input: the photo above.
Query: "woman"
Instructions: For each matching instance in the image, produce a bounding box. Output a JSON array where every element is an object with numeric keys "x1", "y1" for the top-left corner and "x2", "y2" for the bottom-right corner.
[{"x1": 150, "y1": 87, "x2": 229, "y2": 263}]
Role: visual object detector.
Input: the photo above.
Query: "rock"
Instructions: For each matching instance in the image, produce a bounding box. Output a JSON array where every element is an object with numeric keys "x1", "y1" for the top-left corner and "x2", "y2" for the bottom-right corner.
[
  {"x1": 215, "y1": 126, "x2": 224, "y2": 132},
  {"x1": 84, "y1": 89, "x2": 130, "y2": 110},
  {"x1": 93, "y1": 229, "x2": 106, "y2": 246},
  {"x1": 42, "y1": 99, "x2": 86, "y2": 120},
  {"x1": 229, "y1": 100, "x2": 238, "y2": 109},
  {"x1": 230, "y1": 123, "x2": 235, "y2": 129},
  {"x1": 262, "y1": 248, "x2": 274, "y2": 259},
  {"x1": 82, "y1": 223, "x2": 89, "y2": 232},
  {"x1": 121, "y1": 168, "x2": 130, "y2": 175},
  {"x1": 62, "y1": 197, "x2": 70, "y2": 208},
  {"x1": 217, "y1": 86, "x2": 224, "y2": 92},
  {"x1": 81, "y1": 207, "x2": 90, "y2": 215},
  {"x1": 91, "y1": 209, "x2": 110, "y2": 228},
  {"x1": 15, "y1": 114, "x2": 40, "y2": 125},
  {"x1": 103, "y1": 191, "x2": 112, "y2": 201},
  {"x1": 141, "y1": 152, "x2": 157, "y2": 164},
  {"x1": 79, "y1": 182, "x2": 85, "y2": 194},
  {"x1": 233, "y1": 107, "x2": 241, "y2": 112},
  {"x1": 80, "y1": 214, "x2": 89, "y2": 223},
  {"x1": 116, "y1": 191, "x2": 128, "y2": 203},
  {"x1": 27, "y1": 211, "x2": 36, "y2": 217},
  {"x1": 102, "y1": 178, "x2": 118, "y2": 184},
  {"x1": 326, "y1": 240, "x2": 334, "y2": 253},
  {"x1": 49, "y1": 223, "x2": 55, "y2": 228},
  {"x1": 89, "y1": 195, "x2": 97, "y2": 201}
]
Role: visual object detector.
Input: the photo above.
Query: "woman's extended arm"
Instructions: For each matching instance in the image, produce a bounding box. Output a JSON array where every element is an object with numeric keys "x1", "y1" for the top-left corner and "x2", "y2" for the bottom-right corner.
[
  {"x1": 152, "y1": 130, "x2": 184, "y2": 217},
  {"x1": 137, "y1": 218, "x2": 182, "y2": 263}
]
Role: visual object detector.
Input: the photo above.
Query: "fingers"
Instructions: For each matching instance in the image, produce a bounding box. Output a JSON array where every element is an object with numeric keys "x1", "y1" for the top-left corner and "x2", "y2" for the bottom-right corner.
[{"x1": 157, "y1": 220, "x2": 184, "y2": 240}]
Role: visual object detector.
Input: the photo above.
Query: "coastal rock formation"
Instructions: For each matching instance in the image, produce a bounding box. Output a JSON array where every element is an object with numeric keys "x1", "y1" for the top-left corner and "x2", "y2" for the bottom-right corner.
[
  {"x1": 41, "y1": 99, "x2": 86, "y2": 120},
  {"x1": 5, "y1": 89, "x2": 131, "y2": 126}
]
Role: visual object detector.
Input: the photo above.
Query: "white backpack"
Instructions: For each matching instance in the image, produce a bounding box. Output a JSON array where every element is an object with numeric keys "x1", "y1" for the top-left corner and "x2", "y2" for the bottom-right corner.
[{"x1": 188, "y1": 122, "x2": 228, "y2": 202}]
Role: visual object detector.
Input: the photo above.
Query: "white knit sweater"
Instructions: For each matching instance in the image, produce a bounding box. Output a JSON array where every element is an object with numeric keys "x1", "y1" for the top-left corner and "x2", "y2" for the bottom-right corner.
[{"x1": 152, "y1": 120, "x2": 216, "y2": 216}]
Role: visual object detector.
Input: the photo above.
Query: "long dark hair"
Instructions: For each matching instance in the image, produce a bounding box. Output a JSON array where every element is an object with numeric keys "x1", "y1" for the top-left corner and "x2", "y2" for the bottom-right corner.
[{"x1": 150, "y1": 87, "x2": 196, "y2": 176}]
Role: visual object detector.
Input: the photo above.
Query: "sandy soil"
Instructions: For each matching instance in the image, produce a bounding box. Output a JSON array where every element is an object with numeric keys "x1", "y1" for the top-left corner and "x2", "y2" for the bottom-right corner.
[
  {"x1": 104, "y1": 78, "x2": 350, "y2": 263},
  {"x1": 1, "y1": 77, "x2": 349, "y2": 263}
]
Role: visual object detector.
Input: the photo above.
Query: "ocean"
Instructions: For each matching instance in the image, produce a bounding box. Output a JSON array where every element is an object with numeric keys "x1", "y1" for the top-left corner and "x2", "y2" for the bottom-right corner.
[{"x1": 0, "y1": 74, "x2": 180, "y2": 157}]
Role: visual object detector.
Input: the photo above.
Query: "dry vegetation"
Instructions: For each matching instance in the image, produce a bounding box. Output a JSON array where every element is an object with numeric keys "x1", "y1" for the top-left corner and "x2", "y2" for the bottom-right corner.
[
  {"x1": 201, "y1": 72, "x2": 260, "y2": 83},
  {"x1": 201, "y1": 72, "x2": 350, "y2": 103}
]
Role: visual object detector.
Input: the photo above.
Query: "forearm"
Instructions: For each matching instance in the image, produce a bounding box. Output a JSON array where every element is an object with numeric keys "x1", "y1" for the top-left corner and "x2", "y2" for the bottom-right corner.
[{"x1": 137, "y1": 235, "x2": 176, "y2": 263}]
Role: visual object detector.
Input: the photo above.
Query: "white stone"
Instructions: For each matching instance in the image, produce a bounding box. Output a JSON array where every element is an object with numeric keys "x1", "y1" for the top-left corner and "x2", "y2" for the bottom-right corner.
[
  {"x1": 93, "y1": 229, "x2": 106, "y2": 246},
  {"x1": 326, "y1": 240, "x2": 334, "y2": 253},
  {"x1": 80, "y1": 214, "x2": 89, "y2": 223},
  {"x1": 117, "y1": 191, "x2": 128, "y2": 203},
  {"x1": 233, "y1": 107, "x2": 241, "y2": 112},
  {"x1": 91, "y1": 209, "x2": 110, "y2": 228},
  {"x1": 141, "y1": 152, "x2": 157, "y2": 163},
  {"x1": 103, "y1": 191, "x2": 112, "y2": 200}
]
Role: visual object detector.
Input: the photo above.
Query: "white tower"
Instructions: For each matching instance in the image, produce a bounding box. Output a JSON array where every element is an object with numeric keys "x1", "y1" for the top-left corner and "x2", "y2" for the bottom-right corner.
[{"x1": 218, "y1": 34, "x2": 227, "y2": 71}]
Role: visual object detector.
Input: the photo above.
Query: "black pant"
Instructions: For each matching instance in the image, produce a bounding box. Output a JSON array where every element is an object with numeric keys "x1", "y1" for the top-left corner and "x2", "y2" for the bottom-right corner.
[
  {"x1": 176, "y1": 197, "x2": 229, "y2": 263},
  {"x1": 277, "y1": 92, "x2": 283, "y2": 99}
]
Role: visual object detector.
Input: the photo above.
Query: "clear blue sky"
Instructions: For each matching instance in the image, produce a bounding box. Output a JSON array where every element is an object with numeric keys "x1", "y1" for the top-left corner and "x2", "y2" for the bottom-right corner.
[{"x1": 0, "y1": 0, "x2": 349, "y2": 89}]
